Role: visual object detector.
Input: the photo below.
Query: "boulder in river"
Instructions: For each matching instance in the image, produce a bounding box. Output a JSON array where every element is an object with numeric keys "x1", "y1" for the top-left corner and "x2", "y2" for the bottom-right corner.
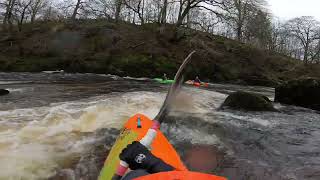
[
  {"x1": 221, "y1": 91, "x2": 276, "y2": 111},
  {"x1": 275, "y1": 78, "x2": 320, "y2": 111},
  {"x1": 0, "y1": 89, "x2": 9, "y2": 96}
]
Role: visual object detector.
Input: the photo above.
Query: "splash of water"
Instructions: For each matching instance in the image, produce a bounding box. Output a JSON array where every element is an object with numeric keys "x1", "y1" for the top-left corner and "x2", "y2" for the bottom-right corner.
[{"x1": 0, "y1": 92, "x2": 165, "y2": 179}]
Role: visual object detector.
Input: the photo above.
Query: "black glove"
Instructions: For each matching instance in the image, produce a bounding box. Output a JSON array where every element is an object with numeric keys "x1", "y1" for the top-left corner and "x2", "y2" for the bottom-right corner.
[{"x1": 119, "y1": 141, "x2": 174, "y2": 173}]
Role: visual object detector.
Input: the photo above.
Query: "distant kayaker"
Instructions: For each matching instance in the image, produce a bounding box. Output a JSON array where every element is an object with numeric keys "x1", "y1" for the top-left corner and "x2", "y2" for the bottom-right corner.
[
  {"x1": 163, "y1": 73, "x2": 168, "y2": 81},
  {"x1": 120, "y1": 141, "x2": 225, "y2": 180},
  {"x1": 194, "y1": 76, "x2": 201, "y2": 83}
]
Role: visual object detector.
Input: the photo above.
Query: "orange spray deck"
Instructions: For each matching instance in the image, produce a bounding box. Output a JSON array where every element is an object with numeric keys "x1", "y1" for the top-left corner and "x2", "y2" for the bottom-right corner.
[
  {"x1": 98, "y1": 114, "x2": 187, "y2": 180},
  {"x1": 136, "y1": 171, "x2": 227, "y2": 180},
  {"x1": 98, "y1": 114, "x2": 226, "y2": 180}
]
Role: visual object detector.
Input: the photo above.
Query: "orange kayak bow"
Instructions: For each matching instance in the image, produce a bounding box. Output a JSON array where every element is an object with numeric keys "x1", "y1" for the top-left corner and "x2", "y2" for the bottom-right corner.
[{"x1": 98, "y1": 114, "x2": 226, "y2": 180}]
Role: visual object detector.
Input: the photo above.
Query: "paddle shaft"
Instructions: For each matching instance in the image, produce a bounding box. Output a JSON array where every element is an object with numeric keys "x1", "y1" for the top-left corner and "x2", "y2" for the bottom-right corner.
[{"x1": 112, "y1": 51, "x2": 195, "y2": 179}]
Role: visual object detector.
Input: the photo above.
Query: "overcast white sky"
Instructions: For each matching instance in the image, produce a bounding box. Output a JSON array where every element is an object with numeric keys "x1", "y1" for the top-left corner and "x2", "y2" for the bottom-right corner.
[{"x1": 267, "y1": 0, "x2": 320, "y2": 21}]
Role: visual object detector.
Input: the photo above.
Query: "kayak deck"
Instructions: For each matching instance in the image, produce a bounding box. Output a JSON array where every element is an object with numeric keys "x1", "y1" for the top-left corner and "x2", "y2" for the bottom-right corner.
[
  {"x1": 136, "y1": 171, "x2": 227, "y2": 180},
  {"x1": 98, "y1": 114, "x2": 187, "y2": 180}
]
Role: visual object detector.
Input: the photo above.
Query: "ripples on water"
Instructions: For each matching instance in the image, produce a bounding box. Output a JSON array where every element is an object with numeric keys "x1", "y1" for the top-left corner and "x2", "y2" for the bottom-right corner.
[{"x1": 0, "y1": 73, "x2": 320, "y2": 180}]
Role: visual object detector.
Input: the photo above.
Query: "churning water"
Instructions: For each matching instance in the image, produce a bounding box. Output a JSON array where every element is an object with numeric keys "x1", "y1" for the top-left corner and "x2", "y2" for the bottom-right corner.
[{"x1": 0, "y1": 73, "x2": 319, "y2": 180}]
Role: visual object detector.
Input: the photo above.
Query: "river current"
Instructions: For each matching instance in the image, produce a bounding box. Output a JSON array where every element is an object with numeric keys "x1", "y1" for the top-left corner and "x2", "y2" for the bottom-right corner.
[{"x1": 0, "y1": 72, "x2": 319, "y2": 180}]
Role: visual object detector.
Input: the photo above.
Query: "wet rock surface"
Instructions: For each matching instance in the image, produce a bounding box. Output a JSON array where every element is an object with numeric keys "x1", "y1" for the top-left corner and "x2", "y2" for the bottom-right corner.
[
  {"x1": 220, "y1": 91, "x2": 276, "y2": 111},
  {"x1": 275, "y1": 78, "x2": 320, "y2": 111},
  {"x1": 0, "y1": 89, "x2": 9, "y2": 96}
]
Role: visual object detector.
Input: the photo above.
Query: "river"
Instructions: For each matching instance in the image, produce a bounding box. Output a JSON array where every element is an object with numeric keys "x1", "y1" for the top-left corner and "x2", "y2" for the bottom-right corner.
[{"x1": 0, "y1": 72, "x2": 319, "y2": 180}]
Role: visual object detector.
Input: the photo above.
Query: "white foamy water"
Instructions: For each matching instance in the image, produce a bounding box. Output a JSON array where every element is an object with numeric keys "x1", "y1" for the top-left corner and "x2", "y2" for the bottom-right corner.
[
  {"x1": 171, "y1": 87, "x2": 227, "y2": 113},
  {"x1": 5, "y1": 87, "x2": 34, "y2": 93},
  {"x1": 0, "y1": 81, "x2": 31, "y2": 85},
  {"x1": 0, "y1": 91, "x2": 166, "y2": 180},
  {"x1": 0, "y1": 84, "x2": 280, "y2": 180},
  {"x1": 0, "y1": 85, "x2": 230, "y2": 180}
]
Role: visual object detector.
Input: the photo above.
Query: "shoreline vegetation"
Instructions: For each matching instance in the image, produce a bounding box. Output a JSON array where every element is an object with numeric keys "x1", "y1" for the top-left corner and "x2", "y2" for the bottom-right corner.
[
  {"x1": 1, "y1": 20, "x2": 320, "y2": 87},
  {"x1": 1, "y1": 0, "x2": 320, "y2": 87}
]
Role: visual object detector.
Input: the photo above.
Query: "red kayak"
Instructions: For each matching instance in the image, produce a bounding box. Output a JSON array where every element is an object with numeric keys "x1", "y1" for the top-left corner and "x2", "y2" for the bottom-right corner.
[{"x1": 186, "y1": 80, "x2": 209, "y2": 87}]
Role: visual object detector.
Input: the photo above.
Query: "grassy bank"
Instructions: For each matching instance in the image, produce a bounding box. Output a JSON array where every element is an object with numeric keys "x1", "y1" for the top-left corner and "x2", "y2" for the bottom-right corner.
[{"x1": 1, "y1": 20, "x2": 320, "y2": 86}]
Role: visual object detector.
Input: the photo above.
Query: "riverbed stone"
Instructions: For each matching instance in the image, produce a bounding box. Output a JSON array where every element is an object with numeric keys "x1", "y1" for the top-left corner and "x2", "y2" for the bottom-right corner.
[
  {"x1": 221, "y1": 91, "x2": 276, "y2": 111},
  {"x1": 0, "y1": 89, "x2": 9, "y2": 96},
  {"x1": 275, "y1": 78, "x2": 320, "y2": 111}
]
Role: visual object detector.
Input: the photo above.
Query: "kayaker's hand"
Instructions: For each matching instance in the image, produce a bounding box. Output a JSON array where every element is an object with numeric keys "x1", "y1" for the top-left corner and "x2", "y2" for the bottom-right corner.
[
  {"x1": 119, "y1": 141, "x2": 174, "y2": 173},
  {"x1": 119, "y1": 141, "x2": 152, "y2": 170}
]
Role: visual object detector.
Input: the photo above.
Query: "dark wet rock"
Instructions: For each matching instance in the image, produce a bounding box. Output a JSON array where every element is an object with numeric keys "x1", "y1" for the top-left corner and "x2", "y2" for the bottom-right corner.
[
  {"x1": 220, "y1": 91, "x2": 277, "y2": 111},
  {"x1": 0, "y1": 89, "x2": 9, "y2": 96},
  {"x1": 275, "y1": 78, "x2": 320, "y2": 111}
]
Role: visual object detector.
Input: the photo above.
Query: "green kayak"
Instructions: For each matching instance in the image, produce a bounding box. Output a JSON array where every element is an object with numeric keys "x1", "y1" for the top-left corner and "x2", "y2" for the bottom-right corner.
[{"x1": 154, "y1": 78, "x2": 175, "y2": 84}]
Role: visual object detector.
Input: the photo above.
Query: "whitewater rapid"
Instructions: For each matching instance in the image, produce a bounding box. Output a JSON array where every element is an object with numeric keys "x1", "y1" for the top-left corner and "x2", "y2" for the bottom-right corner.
[
  {"x1": 0, "y1": 87, "x2": 227, "y2": 179},
  {"x1": 1, "y1": 73, "x2": 320, "y2": 180},
  {"x1": 0, "y1": 91, "x2": 161, "y2": 179}
]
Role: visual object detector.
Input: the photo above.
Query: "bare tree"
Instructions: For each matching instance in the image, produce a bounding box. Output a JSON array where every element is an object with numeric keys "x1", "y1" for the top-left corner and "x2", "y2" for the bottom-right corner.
[
  {"x1": 2, "y1": 0, "x2": 17, "y2": 30},
  {"x1": 285, "y1": 16, "x2": 320, "y2": 64},
  {"x1": 310, "y1": 39, "x2": 320, "y2": 63},
  {"x1": 267, "y1": 20, "x2": 283, "y2": 52},
  {"x1": 160, "y1": 0, "x2": 168, "y2": 24},
  {"x1": 29, "y1": 0, "x2": 47, "y2": 23},
  {"x1": 123, "y1": 0, "x2": 145, "y2": 24},
  {"x1": 71, "y1": 0, "x2": 81, "y2": 20},
  {"x1": 196, "y1": 11, "x2": 221, "y2": 33},
  {"x1": 88, "y1": 0, "x2": 127, "y2": 20},
  {"x1": 181, "y1": 6, "x2": 221, "y2": 32},
  {"x1": 71, "y1": 0, "x2": 87, "y2": 20},
  {"x1": 42, "y1": 5, "x2": 62, "y2": 21},
  {"x1": 114, "y1": 0, "x2": 122, "y2": 22},
  {"x1": 244, "y1": 9, "x2": 272, "y2": 48},
  {"x1": 176, "y1": 0, "x2": 223, "y2": 27},
  {"x1": 221, "y1": 0, "x2": 266, "y2": 41},
  {"x1": 266, "y1": 20, "x2": 301, "y2": 56},
  {"x1": 15, "y1": 0, "x2": 32, "y2": 31}
]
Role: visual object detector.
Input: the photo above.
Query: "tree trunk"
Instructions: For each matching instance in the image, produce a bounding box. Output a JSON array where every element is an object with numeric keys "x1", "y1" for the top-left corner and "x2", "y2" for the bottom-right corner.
[
  {"x1": 236, "y1": 24, "x2": 242, "y2": 41},
  {"x1": 176, "y1": 0, "x2": 184, "y2": 26},
  {"x1": 31, "y1": 0, "x2": 43, "y2": 24},
  {"x1": 30, "y1": 0, "x2": 42, "y2": 24},
  {"x1": 18, "y1": 1, "x2": 31, "y2": 32},
  {"x1": 176, "y1": 7, "x2": 190, "y2": 27},
  {"x1": 133, "y1": 11, "x2": 136, "y2": 24},
  {"x1": 160, "y1": 0, "x2": 168, "y2": 24},
  {"x1": 141, "y1": 0, "x2": 144, "y2": 23},
  {"x1": 138, "y1": 13, "x2": 144, "y2": 24},
  {"x1": 3, "y1": 0, "x2": 16, "y2": 31},
  {"x1": 136, "y1": 0, "x2": 144, "y2": 24},
  {"x1": 71, "y1": 0, "x2": 81, "y2": 20},
  {"x1": 3, "y1": 0, "x2": 10, "y2": 26},
  {"x1": 235, "y1": 0, "x2": 244, "y2": 42},
  {"x1": 31, "y1": 11, "x2": 37, "y2": 24},
  {"x1": 115, "y1": 0, "x2": 122, "y2": 22},
  {"x1": 303, "y1": 43, "x2": 309, "y2": 64}
]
